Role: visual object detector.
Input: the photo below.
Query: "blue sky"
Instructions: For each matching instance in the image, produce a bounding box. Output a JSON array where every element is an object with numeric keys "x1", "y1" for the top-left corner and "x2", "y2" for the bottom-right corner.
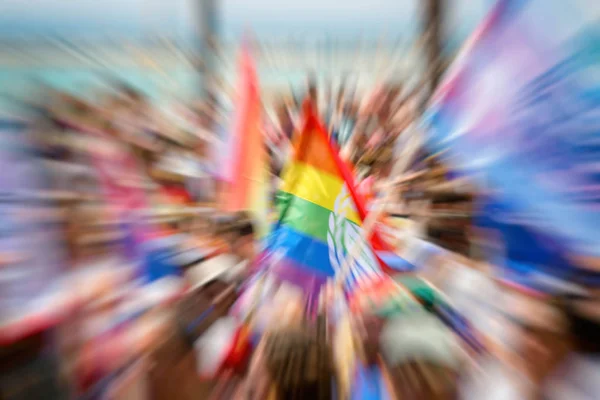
[{"x1": 0, "y1": 0, "x2": 493, "y2": 43}]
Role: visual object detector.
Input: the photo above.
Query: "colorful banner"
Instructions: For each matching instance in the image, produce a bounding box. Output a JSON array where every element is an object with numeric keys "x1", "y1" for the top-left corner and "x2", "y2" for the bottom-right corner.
[
  {"x1": 268, "y1": 107, "x2": 386, "y2": 295},
  {"x1": 220, "y1": 41, "x2": 269, "y2": 237},
  {"x1": 424, "y1": 0, "x2": 600, "y2": 262}
]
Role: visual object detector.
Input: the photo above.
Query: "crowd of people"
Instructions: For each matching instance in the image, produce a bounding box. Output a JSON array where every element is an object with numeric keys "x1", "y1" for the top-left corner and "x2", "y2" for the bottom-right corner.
[{"x1": 1, "y1": 61, "x2": 600, "y2": 400}]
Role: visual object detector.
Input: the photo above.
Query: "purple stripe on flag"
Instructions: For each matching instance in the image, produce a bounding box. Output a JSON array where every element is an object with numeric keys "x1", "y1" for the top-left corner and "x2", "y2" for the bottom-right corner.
[{"x1": 272, "y1": 258, "x2": 329, "y2": 297}]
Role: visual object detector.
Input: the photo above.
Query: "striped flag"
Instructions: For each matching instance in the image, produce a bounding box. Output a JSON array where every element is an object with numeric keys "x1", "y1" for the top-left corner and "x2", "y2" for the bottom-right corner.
[{"x1": 268, "y1": 106, "x2": 388, "y2": 296}]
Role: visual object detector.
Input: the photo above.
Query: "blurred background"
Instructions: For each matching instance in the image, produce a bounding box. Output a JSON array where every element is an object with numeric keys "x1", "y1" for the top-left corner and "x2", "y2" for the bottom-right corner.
[
  {"x1": 0, "y1": 0, "x2": 491, "y2": 112},
  {"x1": 1, "y1": 0, "x2": 599, "y2": 399}
]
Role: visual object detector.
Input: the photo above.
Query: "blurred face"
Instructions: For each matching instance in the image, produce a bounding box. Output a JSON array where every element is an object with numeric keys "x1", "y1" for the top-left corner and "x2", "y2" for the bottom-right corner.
[{"x1": 235, "y1": 235, "x2": 255, "y2": 259}]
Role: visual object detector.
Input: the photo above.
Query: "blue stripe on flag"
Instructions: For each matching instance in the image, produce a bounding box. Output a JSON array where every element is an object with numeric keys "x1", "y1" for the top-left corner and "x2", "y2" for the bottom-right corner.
[
  {"x1": 271, "y1": 226, "x2": 336, "y2": 277},
  {"x1": 267, "y1": 225, "x2": 384, "y2": 295}
]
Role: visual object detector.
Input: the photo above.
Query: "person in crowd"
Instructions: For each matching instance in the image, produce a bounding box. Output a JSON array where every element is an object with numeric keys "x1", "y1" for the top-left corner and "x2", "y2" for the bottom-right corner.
[
  {"x1": 243, "y1": 322, "x2": 335, "y2": 400},
  {"x1": 326, "y1": 85, "x2": 347, "y2": 145},
  {"x1": 180, "y1": 215, "x2": 259, "y2": 385},
  {"x1": 266, "y1": 100, "x2": 294, "y2": 178},
  {"x1": 185, "y1": 212, "x2": 257, "y2": 290},
  {"x1": 452, "y1": 184, "x2": 593, "y2": 398},
  {"x1": 301, "y1": 76, "x2": 319, "y2": 118},
  {"x1": 433, "y1": 254, "x2": 507, "y2": 354},
  {"x1": 267, "y1": 326, "x2": 334, "y2": 399},
  {"x1": 380, "y1": 84, "x2": 401, "y2": 122},
  {"x1": 356, "y1": 162, "x2": 377, "y2": 207},
  {"x1": 341, "y1": 120, "x2": 368, "y2": 166},
  {"x1": 332, "y1": 313, "x2": 356, "y2": 400},
  {"x1": 336, "y1": 101, "x2": 358, "y2": 149},
  {"x1": 277, "y1": 101, "x2": 295, "y2": 142},
  {"x1": 185, "y1": 138, "x2": 215, "y2": 203},
  {"x1": 379, "y1": 310, "x2": 461, "y2": 400},
  {"x1": 489, "y1": 288, "x2": 570, "y2": 399},
  {"x1": 542, "y1": 293, "x2": 600, "y2": 399},
  {"x1": 224, "y1": 215, "x2": 258, "y2": 285},
  {"x1": 355, "y1": 312, "x2": 386, "y2": 367},
  {"x1": 355, "y1": 152, "x2": 393, "y2": 214}
]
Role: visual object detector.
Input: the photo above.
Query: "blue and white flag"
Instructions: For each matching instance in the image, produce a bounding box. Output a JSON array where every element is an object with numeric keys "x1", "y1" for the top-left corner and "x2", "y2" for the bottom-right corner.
[{"x1": 424, "y1": 0, "x2": 600, "y2": 260}]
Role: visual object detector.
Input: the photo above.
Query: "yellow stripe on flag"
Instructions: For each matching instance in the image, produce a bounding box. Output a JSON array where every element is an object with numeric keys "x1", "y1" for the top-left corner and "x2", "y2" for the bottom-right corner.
[{"x1": 280, "y1": 161, "x2": 361, "y2": 224}]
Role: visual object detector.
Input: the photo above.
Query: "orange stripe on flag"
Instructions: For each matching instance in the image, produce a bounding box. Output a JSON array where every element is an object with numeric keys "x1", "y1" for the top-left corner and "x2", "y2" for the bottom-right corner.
[
  {"x1": 290, "y1": 108, "x2": 339, "y2": 177},
  {"x1": 291, "y1": 129, "x2": 339, "y2": 177}
]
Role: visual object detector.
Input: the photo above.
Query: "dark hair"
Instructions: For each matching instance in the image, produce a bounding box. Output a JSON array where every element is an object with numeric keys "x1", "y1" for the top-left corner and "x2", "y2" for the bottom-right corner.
[
  {"x1": 215, "y1": 213, "x2": 255, "y2": 241},
  {"x1": 264, "y1": 327, "x2": 334, "y2": 400},
  {"x1": 565, "y1": 300, "x2": 600, "y2": 354},
  {"x1": 237, "y1": 221, "x2": 255, "y2": 238}
]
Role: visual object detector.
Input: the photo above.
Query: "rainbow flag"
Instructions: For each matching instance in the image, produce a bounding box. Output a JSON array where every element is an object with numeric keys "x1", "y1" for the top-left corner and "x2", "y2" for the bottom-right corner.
[
  {"x1": 268, "y1": 107, "x2": 385, "y2": 296},
  {"x1": 220, "y1": 41, "x2": 268, "y2": 237}
]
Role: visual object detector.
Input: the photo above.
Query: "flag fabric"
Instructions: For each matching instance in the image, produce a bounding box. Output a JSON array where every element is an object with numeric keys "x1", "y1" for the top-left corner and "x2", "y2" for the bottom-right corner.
[
  {"x1": 220, "y1": 41, "x2": 269, "y2": 237},
  {"x1": 424, "y1": 0, "x2": 600, "y2": 266},
  {"x1": 220, "y1": 321, "x2": 253, "y2": 374},
  {"x1": 268, "y1": 106, "x2": 388, "y2": 296}
]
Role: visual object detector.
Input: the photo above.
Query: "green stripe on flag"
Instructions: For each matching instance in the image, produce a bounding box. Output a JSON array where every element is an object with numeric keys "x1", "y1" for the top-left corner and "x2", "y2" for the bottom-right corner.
[{"x1": 275, "y1": 190, "x2": 358, "y2": 243}]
